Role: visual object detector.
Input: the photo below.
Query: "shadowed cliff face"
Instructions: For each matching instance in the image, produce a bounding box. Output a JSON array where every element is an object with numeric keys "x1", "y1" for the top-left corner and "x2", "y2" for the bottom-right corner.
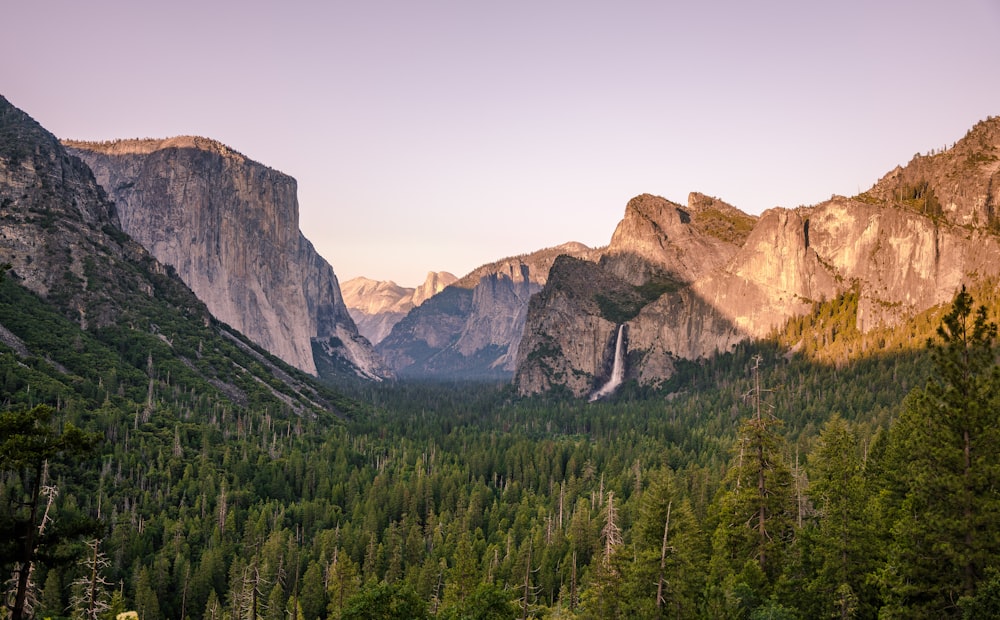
[
  {"x1": 515, "y1": 117, "x2": 1000, "y2": 397},
  {"x1": 376, "y1": 243, "x2": 599, "y2": 379},
  {"x1": 65, "y1": 137, "x2": 388, "y2": 380},
  {"x1": 0, "y1": 96, "x2": 156, "y2": 328}
]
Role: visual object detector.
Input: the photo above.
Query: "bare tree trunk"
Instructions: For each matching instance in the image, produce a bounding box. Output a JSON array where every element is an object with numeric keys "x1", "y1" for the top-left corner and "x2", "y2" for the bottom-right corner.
[{"x1": 656, "y1": 501, "x2": 672, "y2": 609}]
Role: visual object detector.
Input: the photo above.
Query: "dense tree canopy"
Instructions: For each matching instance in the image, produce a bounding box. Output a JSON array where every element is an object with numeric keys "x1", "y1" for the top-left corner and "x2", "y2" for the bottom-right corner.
[{"x1": 3, "y1": 279, "x2": 1000, "y2": 619}]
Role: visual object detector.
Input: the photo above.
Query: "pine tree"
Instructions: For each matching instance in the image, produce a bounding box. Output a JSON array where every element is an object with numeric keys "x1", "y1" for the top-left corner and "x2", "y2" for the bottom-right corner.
[
  {"x1": 298, "y1": 560, "x2": 326, "y2": 620},
  {"x1": 326, "y1": 549, "x2": 361, "y2": 620},
  {"x1": 709, "y1": 357, "x2": 795, "y2": 606},
  {"x1": 132, "y1": 566, "x2": 161, "y2": 620},
  {"x1": 879, "y1": 286, "x2": 1000, "y2": 617},
  {"x1": 802, "y1": 415, "x2": 875, "y2": 618},
  {"x1": 39, "y1": 569, "x2": 64, "y2": 618},
  {"x1": 440, "y1": 532, "x2": 478, "y2": 613},
  {"x1": 203, "y1": 589, "x2": 222, "y2": 620},
  {"x1": 634, "y1": 470, "x2": 704, "y2": 619},
  {"x1": 0, "y1": 405, "x2": 98, "y2": 620}
]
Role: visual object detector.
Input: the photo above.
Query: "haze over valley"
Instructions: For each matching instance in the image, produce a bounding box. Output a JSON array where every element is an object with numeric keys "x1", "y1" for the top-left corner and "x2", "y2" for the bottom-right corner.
[{"x1": 3, "y1": 1, "x2": 1000, "y2": 617}]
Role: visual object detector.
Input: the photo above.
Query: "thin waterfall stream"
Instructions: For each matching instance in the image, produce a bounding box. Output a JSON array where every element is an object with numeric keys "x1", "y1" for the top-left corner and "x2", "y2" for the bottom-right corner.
[{"x1": 589, "y1": 324, "x2": 626, "y2": 402}]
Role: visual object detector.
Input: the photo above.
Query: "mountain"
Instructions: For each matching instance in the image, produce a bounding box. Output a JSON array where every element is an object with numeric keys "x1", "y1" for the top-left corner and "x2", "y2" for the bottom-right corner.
[
  {"x1": 515, "y1": 116, "x2": 1000, "y2": 397},
  {"x1": 376, "y1": 242, "x2": 599, "y2": 379},
  {"x1": 342, "y1": 271, "x2": 457, "y2": 344},
  {"x1": 63, "y1": 137, "x2": 388, "y2": 381},
  {"x1": 0, "y1": 93, "x2": 353, "y2": 418}
]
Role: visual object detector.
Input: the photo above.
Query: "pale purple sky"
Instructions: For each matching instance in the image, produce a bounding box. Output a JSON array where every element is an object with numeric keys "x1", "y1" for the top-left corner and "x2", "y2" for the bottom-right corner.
[{"x1": 3, "y1": 1, "x2": 998, "y2": 287}]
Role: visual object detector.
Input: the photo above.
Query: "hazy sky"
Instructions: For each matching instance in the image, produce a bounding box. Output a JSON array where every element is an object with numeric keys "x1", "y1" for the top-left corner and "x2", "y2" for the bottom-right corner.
[{"x1": 3, "y1": 1, "x2": 998, "y2": 287}]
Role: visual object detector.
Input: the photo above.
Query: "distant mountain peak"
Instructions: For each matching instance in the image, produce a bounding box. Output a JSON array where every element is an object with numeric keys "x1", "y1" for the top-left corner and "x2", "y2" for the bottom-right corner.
[
  {"x1": 860, "y1": 115, "x2": 1000, "y2": 227},
  {"x1": 343, "y1": 271, "x2": 457, "y2": 345}
]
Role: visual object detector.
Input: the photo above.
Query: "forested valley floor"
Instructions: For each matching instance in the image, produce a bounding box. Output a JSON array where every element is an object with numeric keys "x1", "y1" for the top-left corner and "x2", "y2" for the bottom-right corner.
[{"x1": 5, "y1": 283, "x2": 1000, "y2": 619}]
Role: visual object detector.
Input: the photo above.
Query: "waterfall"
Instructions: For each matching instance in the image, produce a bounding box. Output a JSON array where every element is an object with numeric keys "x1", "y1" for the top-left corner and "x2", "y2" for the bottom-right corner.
[{"x1": 589, "y1": 324, "x2": 626, "y2": 402}]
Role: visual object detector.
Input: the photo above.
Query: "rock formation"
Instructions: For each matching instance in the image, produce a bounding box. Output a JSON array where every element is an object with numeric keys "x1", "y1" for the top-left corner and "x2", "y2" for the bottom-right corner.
[
  {"x1": 0, "y1": 95, "x2": 146, "y2": 329},
  {"x1": 516, "y1": 116, "x2": 1000, "y2": 397},
  {"x1": 377, "y1": 242, "x2": 599, "y2": 379},
  {"x1": 342, "y1": 271, "x2": 457, "y2": 344},
  {"x1": 0, "y1": 94, "x2": 353, "y2": 416},
  {"x1": 64, "y1": 137, "x2": 388, "y2": 380}
]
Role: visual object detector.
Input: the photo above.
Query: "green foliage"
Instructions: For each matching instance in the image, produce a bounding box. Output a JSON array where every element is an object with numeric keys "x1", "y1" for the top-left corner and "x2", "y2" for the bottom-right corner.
[
  {"x1": 437, "y1": 583, "x2": 517, "y2": 620},
  {"x1": 798, "y1": 416, "x2": 878, "y2": 617},
  {"x1": 877, "y1": 286, "x2": 1000, "y2": 617},
  {"x1": 0, "y1": 405, "x2": 101, "y2": 620},
  {"x1": 6, "y1": 238, "x2": 1000, "y2": 620},
  {"x1": 959, "y1": 568, "x2": 1000, "y2": 619},
  {"x1": 710, "y1": 406, "x2": 795, "y2": 588},
  {"x1": 896, "y1": 179, "x2": 942, "y2": 218},
  {"x1": 340, "y1": 582, "x2": 428, "y2": 620},
  {"x1": 691, "y1": 206, "x2": 756, "y2": 245}
]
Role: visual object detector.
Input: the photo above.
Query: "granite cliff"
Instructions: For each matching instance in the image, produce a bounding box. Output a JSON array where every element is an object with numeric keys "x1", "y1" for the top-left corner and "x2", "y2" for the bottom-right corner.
[
  {"x1": 65, "y1": 137, "x2": 388, "y2": 381},
  {"x1": 516, "y1": 116, "x2": 1000, "y2": 397},
  {"x1": 376, "y1": 242, "x2": 598, "y2": 379},
  {"x1": 342, "y1": 271, "x2": 457, "y2": 344},
  {"x1": 0, "y1": 94, "x2": 350, "y2": 415}
]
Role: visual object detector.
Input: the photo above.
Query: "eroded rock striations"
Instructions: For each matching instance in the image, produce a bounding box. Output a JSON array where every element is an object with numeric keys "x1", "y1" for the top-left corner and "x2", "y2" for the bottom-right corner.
[
  {"x1": 0, "y1": 95, "x2": 352, "y2": 416},
  {"x1": 342, "y1": 271, "x2": 457, "y2": 345},
  {"x1": 0, "y1": 96, "x2": 147, "y2": 328},
  {"x1": 376, "y1": 242, "x2": 599, "y2": 379},
  {"x1": 516, "y1": 117, "x2": 1000, "y2": 397},
  {"x1": 65, "y1": 137, "x2": 388, "y2": 380}
]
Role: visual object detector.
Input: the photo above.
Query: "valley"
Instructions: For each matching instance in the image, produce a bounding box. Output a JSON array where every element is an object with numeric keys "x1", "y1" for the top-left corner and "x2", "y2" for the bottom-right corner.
[{"x1": 3, "y1": 93, "x2": 1000, "y2": 618}]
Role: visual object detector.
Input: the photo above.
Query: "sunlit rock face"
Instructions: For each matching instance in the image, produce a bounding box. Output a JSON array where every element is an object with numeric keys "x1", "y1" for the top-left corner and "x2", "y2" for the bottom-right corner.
[
  {"x1": 601, "y1": 192, "x2": 753, "y2": 285},
  {"x1": 66, "y1": 137, "x2": 388, "y2": 380},
  {"x1": 342, "y1": 271, "x2": 457, "y2": 345},
  {"x1": 515, "y1": 117, "x2": 1000, "y2": 396}
]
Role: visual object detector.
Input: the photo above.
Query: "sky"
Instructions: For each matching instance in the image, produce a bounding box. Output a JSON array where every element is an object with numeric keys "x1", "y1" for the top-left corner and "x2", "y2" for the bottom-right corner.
[{"x1": 3, "y1": 1, "x2": 999, "y2": 287}]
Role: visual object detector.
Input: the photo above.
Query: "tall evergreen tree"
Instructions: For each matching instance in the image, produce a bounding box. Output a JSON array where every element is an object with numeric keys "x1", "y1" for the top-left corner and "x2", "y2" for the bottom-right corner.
[
  {"x1": 0, "y1": 405, "x2": 98, "y2": 620},
  {"x1": 879, "y1": 286, "x2": 1000, "y2": 617},
  {"x1": 708, "y1": 357, "x2": 795, "y2": 611},
  {"x1": 801, "y1": 415, "x2": 875, "y2": 618}
]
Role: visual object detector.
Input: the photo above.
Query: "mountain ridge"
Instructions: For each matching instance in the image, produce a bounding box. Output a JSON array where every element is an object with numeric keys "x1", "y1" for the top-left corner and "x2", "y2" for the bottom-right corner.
[
  {"x1": 375, "y1": 242, "x2": 600, "y2": 378},
  {"x1": 0, "y1": 93, "x2": 353, "y2": 417},
  {"x1": 342, "y1": 271, "x2": 458, "y2": 344},
  {"x1": 515, "y1": 115, "x2": 1000, "y2": 396}
]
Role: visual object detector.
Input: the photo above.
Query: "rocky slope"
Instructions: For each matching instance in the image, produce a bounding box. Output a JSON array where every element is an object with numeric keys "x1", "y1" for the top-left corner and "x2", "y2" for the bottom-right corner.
[
  {"x1": 0, "y1": 94, "x2": 350, "y2": 416},
  {"x1": 376, "y1": 242, "x2": 599, "y2": 379},
  {"x1": 516, "y1": 116, "x2": 1000, "y2": 397},
  {"x1": 600, "y1": 192, "x2": 756, "y2": 286},
  {"x1": 1, "y1": 97, "x2": 135, "y2": 327},
  {"x1": 64, "y1": 137, "x2": 388, "y2": 381},
  {"x1": 342, "y1": 271, "x2": 457, "y2": 344}
]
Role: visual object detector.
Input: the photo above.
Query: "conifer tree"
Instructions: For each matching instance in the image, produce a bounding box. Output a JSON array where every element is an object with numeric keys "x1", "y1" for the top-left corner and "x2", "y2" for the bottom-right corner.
[
  {"x1": 132, "y1": 566, "x2": 161, "y2": 620},
  {"x1": 0, "y1": 405, "x2": 98, "y2": 620},
  {"x1": 633, "y1": 470, "x2": 704, "y2": 619},
  {"x1": 326, "y1": 549, "x2": 361, "y2": 620},
  {"x1": 801, "y1": 415, "x2": 875, "y2": 618},
  {"x1": 879, "y1": 286, "x2": 1000, "y2": 617},
  {"x1": 709, "y1": 357, "x2": 795, "y2": 606}
]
